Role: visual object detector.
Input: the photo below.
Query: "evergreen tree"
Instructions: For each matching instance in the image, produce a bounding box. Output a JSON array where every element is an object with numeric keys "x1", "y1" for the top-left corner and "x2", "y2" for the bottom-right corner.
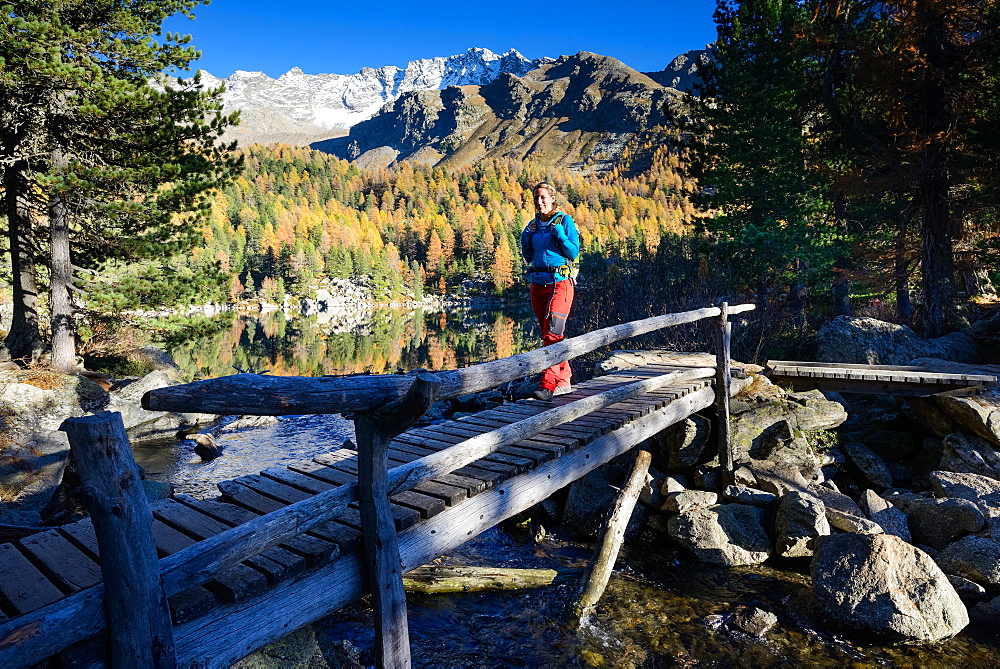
[{"x1": 0, "y1": 0, "x2": 239, "y2": 369}]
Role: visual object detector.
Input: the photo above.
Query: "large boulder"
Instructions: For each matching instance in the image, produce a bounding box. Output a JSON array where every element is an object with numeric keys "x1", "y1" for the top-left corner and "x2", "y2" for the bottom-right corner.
[
  {"x1": 811, "y1": 533, "x2": 969, "y2": 643},
  {"x1": 933, "y1": 394, "x2": 1000, "y2": 449},
  {"x1": 656, "y1": 413, "x2": 713, "y2": 469},
  {"x1": 888, "y1": 492, "x2": 985, "y2": 549},
  {"x1": 667, "y1": 503, "x2": 772, "y2": 566},
  {"x1": 562, "y1": 464, "x2": 648, "y2": 541},
  {"x1": 775, "y1": 490, "x2": 829, "y2": 557},
  {"x1": 930, "y1": 470, "x2": 1000, "y2": 518},
  {"x1": 817, "y1": 317, "x2": 978, "y2": 365},
  {"x1": 0, "y1": 371, "x2": 105, "y2": 520},
  {"x1": 936, "y1": 536, "x2": 1000, "y2": 589},
  {"x1": 758, "y1": 421, "x2": 822, "y2": 482},
  {"x1": 730, "y1": 393, "x2": 846, "y2": 464},
  {"x1": 841, "y1": 439, "x2": 893, "y2": 489},
  {"x1": 105, "y1": 370, "x2": 216, "y2": 443},
  {"x1": 939, "y1": 432, "x2": 1000, "y2": 481},
  {"x1": 808, "y1": 484, "x2": 883, "y2": 534},
  {"x1": 859, "y1": 489, "x2": 911, "y2": 542}
]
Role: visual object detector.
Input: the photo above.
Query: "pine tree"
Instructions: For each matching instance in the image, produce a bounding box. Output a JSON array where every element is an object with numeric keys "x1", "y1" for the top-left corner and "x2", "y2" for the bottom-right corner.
[{"x1": 1, "y1": 0, "x2": 239, "y2": 369}]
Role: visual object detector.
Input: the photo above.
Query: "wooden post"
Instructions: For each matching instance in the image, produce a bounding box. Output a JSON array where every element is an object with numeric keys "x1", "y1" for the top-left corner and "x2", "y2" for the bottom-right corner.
[
  {"x1": 61, "y1": 412, "x2": 175, "y2": 668},
  {"x1": 572, "y1": 449, "x2": 652, "y2": 623},
  {"x1": 354, "y1": 372, "x2": 441, "y2": 669},
  {"x1": 714, "y1": 301, "x2": 734, "y2": 481}
]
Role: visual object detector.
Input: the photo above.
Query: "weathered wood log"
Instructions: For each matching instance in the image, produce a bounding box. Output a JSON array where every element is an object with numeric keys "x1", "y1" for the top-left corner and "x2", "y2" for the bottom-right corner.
[
  {"x1": 402, "y1": 566, "x2": 561, "y2": 593},
  {"x1": 141, "y1": 305, "x2": 755, "y2": 416},
  {"x1": 355, "y1": 372, "x2": 441, "y2": 668},
  {"x1": 61, "y1": 413, "x2": 175, "y2": 668},
  {"x1": 167, "y1": 387, "x2": 718, "y2": 667},
  {"x1": 0, "y1": 368, "x2": 711, "y2": 666},
  {"x1": 572, "y1": 449, "x2": 652, "y2": 623},
  {"x1": 714, "y1": 302, "x2": 734, "y2": 479}
]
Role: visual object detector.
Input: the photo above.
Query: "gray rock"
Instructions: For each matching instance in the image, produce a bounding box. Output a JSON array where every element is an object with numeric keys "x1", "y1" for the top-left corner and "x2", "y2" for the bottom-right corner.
[
  {"x1": 908, "y1": 397, "x2": 957, "y2": 438},
  {"x1": 661, "y1": 490, "x2": 718, "y2": 513},
  {"x1": 787, "y1": 390, "x2": 849, "y2": 431},
  {"x1": 660, "y1": 475, "x2": 690, "y2": 495},
  {"x1": 808, "y1": 484, "x2": 882, "y2": 534},
  {"x1": 562, "y1": 469, "x2": 648, "y2": 541},
  {"x1": 667, "y1": 504, "x2": 772, "y2": 566},
  {"x1": 889, "y1": 493, "x2": 985, "y2": 549},
  {"x1": 859, "y1": 490, "x2": 911, "y2": 542},
  {"x1": 107, "y1": 371, "x2": 216, "y2": 443},
  {"x1": 693, "y1": 464, "x2": 722, "y2": 491},
  {"x1": 661, "y1": 414, "x2": 713, "y2": 469},
  {"x1": 218, "y1": 414, "x2": 280, "y2": 432},
  {"x1": 817, "y1": 316, "x2": 978, "y2": 365},
  {"x1": 188, "y1": 433, "x2": 224, "y2": 461},
  {"x1": 940, "y1": 432, "x2": 1000, "y2": 481},
  {"x1": 947, "y1": 574, "x2": 988, "y2": 603},
  {"x1": 936, "y1": 536, "x2": 1000, "y2": 588},
  {"x1": 930, "y1": 470, "x2": 1000, "y2": 517},
  {"x1": 759, "y1": 421, "x2": 822, "y2": 482},
  {"x1": 841, "y1": 439, "x2": 893, "y2": 489},
  {"x1": 775, "y1": 490, "x2": 830, "y2": 557},
  {"x1": 141, "y1": 480, "x2": 173, "y2": 503},
  {"x1": 738, "y1": 460, "x2": 810, "y2": 496},
  {"x1": 935, "y1": 394, "x2": 1000, "y2": 449},
  {"x1": 811, "y1": 532, "x2": 969, "y2": 643},
  {"x1": 722, "y1": 484, "x2": 777, "y2": 506},
  {"x1": 727, "y1": 606, "x2": 778, "y2": 637}
]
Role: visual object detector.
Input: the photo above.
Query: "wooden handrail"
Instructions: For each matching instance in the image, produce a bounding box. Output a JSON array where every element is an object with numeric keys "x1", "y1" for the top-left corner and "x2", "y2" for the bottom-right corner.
[{"x1": 142, "y1": 304, "x2": 755, "y2": 415}]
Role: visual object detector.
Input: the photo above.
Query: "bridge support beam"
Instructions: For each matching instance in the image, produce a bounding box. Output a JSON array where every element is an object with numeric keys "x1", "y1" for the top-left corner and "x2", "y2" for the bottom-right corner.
[
  {"x1": 714, "y1": 302, "x2": 734, "y2": 481},
  {"x1": 354, "y1": 372, "x2": 441, "y2": 669}
]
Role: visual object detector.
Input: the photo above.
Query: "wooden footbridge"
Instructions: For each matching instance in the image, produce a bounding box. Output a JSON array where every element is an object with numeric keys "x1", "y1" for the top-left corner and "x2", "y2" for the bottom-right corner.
[{"x1": 0, "y1": 303, "x2": 992, "y2": 667}]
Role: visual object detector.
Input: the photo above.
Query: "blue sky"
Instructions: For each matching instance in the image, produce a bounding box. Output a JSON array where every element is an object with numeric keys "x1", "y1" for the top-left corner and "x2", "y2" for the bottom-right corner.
[{"x1": 162, "y1": 0, "x2": 719, "y2": 78}]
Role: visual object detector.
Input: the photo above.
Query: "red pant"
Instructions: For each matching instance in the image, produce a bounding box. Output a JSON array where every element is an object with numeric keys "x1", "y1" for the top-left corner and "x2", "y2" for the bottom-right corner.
[{"x1": 529, "y1": 279, "x2": 574, "y2": 390}]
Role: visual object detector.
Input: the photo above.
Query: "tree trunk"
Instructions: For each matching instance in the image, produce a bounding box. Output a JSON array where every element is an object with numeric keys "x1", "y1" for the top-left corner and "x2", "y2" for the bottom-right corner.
[
  {"x1": 919, "y1": 174, "x2": 956, "y2": 338},
  {"x1": 49, "y1": 186, "x2": 75, "y2": 373},
  {"x1": 832, "y1": 194, "x2": 851, "y2": 317},
  {"x1": 1, "y1": 157, "x2": 43, "y2": 363},
  {"x1": 895, "y1": 203, "x2": 915, "y2": 323}
]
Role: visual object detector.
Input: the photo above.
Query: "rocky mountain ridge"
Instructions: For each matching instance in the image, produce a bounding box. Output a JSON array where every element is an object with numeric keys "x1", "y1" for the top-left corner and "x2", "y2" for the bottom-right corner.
[
  {"x1": 200, "y1": 48, "x2": 548, "y2": 146},
  {"x1": 313, "y1": 51, "x2": 687, "y2": 172}
]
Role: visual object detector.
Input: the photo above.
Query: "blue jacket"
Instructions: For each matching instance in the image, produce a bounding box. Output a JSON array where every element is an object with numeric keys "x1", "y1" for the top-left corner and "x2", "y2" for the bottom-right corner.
[{"x1": 520, "y1": 212, "x2": 581, "y2": 284}]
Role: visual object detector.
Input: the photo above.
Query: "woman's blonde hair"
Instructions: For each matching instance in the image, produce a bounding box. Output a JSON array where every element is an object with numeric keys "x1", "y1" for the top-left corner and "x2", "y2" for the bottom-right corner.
[{"x1": 531, "y1": 182, "x2": 559, "y2": 202}]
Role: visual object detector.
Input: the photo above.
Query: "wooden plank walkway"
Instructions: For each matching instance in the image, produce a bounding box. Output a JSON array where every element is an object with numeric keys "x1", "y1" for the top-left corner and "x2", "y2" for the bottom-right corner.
[
  {"x1": 767, "y1": 360, "x2": 997, "y2": 396},
  {"x1": 0, "y1": 362, "x2": 716, "y2": 656}
]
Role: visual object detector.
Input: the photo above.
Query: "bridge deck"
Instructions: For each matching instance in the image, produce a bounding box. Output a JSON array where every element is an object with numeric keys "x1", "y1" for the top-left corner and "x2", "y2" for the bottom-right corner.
[
  {"x1": 0, "y1": 361, "x2": 718, "y2": 647},
  {"x1": 767, "y1": 360, "x2": 997, "y2": 396}
]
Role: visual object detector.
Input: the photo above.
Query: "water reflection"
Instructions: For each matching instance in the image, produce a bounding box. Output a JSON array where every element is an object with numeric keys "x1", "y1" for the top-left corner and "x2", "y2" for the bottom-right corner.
[{"x1": 165, "y1": 306, "x2": 537, "y2": 381}]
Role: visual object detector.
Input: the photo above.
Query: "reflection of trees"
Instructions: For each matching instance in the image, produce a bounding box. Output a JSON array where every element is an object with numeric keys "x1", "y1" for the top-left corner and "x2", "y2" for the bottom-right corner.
[{"x1": 163, "y1": 306, "x2": 537, "y2": 380}]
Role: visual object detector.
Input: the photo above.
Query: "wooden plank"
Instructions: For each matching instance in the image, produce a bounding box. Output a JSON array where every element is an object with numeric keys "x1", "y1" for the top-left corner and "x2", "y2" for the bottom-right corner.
[
  {"x1": 715, "y1": 302, "x2": 733, "y2": 477},
  {"x1": 769, "y1": 375, "x2": 988, "y2": 396},
  {"x1": 430, "y1": 424, "x2": 549, "y2": 466},
  {"x1": 58, "y1": 521, "x2": 101, "y2": 560},
  {"x1": 314, "y1": 452, "x2": 486, "y2": 498},
  {"x1": 151, "y1": 518, "x2": 267, "y2": 605},
  {"x1": 18, "y1": 530, "x2": 103, "y2": 593},
  {"x1": 216, "y1": 480, "x2": 361, "y2": 552},
  {"x1": 153, "y1": 499, "x2": 305, "y2": 584},
  {"x1": 391, "y1": 435, "x2": 517, "y2": 479},
  {"x1": 455, "y1": 416, "x2": 567, "y2": 458},
  {"x1": 175, "y1": 495, "x2": 337, "y2": 569},
  {"x1": 232, "y1": 475, "x2": 365, "y2": 532},
  {"x1": 0, "y1": 543, "x2": 64, "y2": 614},
  {"x1": 407, "y1": 428, "x2": 534, "y2": 471},
  {"x1": 292, "y1": 454, "x2": 467, "y2": 506},
  {"x1": 169, "y1": 385, "x2": 719, "y2": 668}
]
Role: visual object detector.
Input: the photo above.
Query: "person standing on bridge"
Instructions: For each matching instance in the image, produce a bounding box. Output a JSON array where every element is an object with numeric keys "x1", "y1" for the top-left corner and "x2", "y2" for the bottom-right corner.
[{"x1": 520, "y1": 182, "x2": 581, "y2": 401}]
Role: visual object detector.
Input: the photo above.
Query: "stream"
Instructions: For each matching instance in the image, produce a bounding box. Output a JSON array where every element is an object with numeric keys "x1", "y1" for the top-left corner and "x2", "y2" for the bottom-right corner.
[{"x1": 132, "y1": 309, "x2": 999, "y2": 667}]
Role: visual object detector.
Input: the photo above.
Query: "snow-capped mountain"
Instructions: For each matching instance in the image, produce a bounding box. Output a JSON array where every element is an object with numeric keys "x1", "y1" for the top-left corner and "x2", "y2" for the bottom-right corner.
[{"x1": 202, "y1": 48, "x2": 549, "y2": 145}]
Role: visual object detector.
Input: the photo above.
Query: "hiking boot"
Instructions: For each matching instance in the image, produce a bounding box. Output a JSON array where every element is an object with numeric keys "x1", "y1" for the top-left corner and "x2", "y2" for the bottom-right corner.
[
  {"x1": 553, "y1": 384, "x2": 572, "y2": 396},
  {"x1": 531, "y1": 387, "x2": 554, "y2": 401}
]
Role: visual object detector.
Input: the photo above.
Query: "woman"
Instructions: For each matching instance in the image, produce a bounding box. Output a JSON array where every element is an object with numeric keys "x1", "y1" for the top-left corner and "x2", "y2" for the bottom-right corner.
[{"x1": 520, "y1": 182, "x2": 580, "y2": 400}]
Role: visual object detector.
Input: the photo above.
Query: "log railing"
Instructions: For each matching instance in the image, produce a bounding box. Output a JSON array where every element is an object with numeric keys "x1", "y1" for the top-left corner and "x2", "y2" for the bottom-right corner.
[{"x1": 0, "y1": 303, "x2": 753, "y2": 668}]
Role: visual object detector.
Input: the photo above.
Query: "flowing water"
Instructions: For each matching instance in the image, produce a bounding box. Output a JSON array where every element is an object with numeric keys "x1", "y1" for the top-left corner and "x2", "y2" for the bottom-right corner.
[{"x1": 135, "y1": 308, "x2": 1000, "y2": 667}]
